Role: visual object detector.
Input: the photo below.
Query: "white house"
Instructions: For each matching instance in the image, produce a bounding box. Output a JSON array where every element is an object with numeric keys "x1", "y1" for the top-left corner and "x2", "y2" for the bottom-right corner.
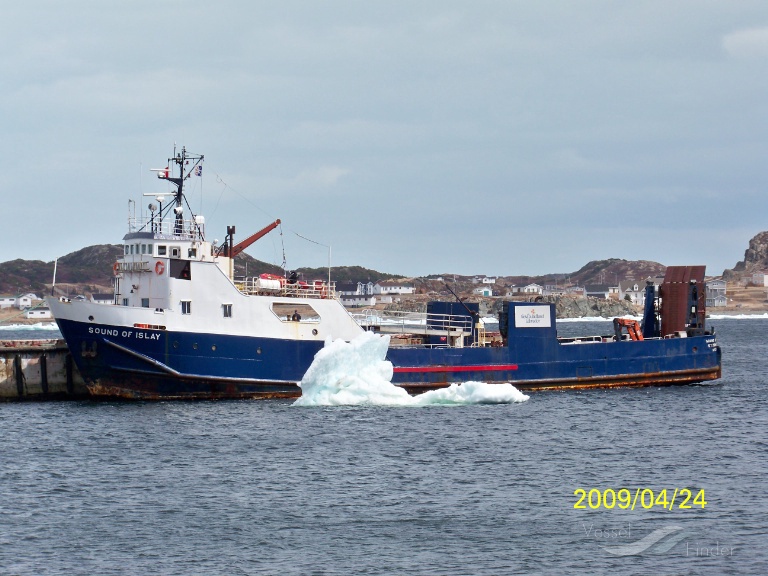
[
  {"x1": 706, "y1": 280, "x2": 727, "y2": 307},
  {"x1": 618, "y1": 280, "x2": 647, "y2": 306},
  {"x1": 17, "y1": 293, "x2": 39, "y2": 309},
  {"x1": 472, "y1": 287, "x2": 493, "y2": 296},
  {"x1": 752, "y1": 272, "x2": 768, "y2": 287},
  {"x1": 0, "y1": 293, "x2": 39, "y2": 309},
  {"x1": 25, "y1": 307, "x2": 52, "y2": 319},
  {"x1": 373, "y1": 280, "x2": 414, "y2": 295},
  {"x1": 0, "y1": 296, "x2": 16, "y2": 309},
  {"x1": 618, "y1": 278, "x2": 661, "y2": 306},
  {"x1": 505, "y1": 283, "x2": 544, "y2": 296},
  {"x1": 708, "y1": 295, "x2": 727, "y2": 307},
  {"x1": 523, "y1": 283, "x2": 543, "y2": 295},
  {"x1": 543, "y1": 284, "x2": 565, "y2": 296},
  {"x1": 91, "y1": 293, "x2": 115, "y2": 305},
  {"x1": 340, "y1": 295, "x2": 376, "y2": 307},
  {"x1": 473, "y1": 276, "x2": 496, "y2": 285},
  {"x1": 336, "y1": 283, "x2": 359, "y2": 296},
  {"x1": 584, "y1": 285, "x2": 612, "y2": 299}
]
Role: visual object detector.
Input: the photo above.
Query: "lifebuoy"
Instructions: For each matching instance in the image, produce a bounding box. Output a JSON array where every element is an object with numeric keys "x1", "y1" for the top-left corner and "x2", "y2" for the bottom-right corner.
[
  {"x1": 112, "y1": 262, "x2": 119, "y2": 276},
  {"x1": 155, "y1": 261, "x2": 165, "y2": 275}
]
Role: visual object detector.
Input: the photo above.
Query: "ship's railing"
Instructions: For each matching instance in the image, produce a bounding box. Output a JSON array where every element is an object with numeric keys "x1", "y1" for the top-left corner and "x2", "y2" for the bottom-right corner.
[
  {"x1": 353, "y1": 309, "x2": 473, "y2": 335},
  {"x1": 233, "y1": 276, "x2": 337, "y2": 299},
  {"x1": 558, "y1": 335, "x2": 610, "y2": 344},
  {"x1": 128, "y1": 215, "x2": 205, "y2": 241}
]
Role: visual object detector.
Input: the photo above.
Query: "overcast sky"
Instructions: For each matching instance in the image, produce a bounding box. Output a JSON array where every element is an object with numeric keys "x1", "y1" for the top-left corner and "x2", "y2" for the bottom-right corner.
[{"x1": 2, "y1": 1, "x2": 767, "y2": 278}]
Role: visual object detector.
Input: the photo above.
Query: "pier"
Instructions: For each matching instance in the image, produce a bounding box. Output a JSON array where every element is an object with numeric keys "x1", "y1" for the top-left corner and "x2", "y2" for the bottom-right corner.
[{"x1": 0, "y1": 339, "x2": 88, "y2": 401}]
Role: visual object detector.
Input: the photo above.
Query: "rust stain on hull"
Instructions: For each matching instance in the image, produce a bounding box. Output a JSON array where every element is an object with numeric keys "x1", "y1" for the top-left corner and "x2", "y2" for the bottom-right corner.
[
  {"x1": 86, "y1": 381, "x2": 302, "y2": 401},
  {"x1": 78, "y1": 365, "x2": 722, "y2": 401}
]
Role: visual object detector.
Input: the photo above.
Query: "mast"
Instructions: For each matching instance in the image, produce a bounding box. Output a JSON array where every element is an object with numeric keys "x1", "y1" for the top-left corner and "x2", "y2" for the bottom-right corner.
[{"x1": 154, "y1": 146, "x2": 204, "y2": 238}]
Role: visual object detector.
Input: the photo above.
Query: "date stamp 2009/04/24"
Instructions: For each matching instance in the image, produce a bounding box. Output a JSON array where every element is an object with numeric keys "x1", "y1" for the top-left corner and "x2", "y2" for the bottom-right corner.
[{"x1": 573, "y1": 488, "x2": 707, "y2": 511}]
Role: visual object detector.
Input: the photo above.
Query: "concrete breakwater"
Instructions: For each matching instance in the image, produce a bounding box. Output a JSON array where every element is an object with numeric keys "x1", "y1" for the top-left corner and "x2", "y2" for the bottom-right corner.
[{"x1": 0, "y1": 339, "x2": 88, "y2": 401}]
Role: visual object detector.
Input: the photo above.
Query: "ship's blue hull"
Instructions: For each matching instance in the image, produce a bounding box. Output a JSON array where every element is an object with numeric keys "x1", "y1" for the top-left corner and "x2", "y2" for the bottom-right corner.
[
  {"x1": 55, "y1": 316, "x2": 721, "y2": 400},
  {"x1": 388, "y1": 334, "x2": 721, "y2": 392}
]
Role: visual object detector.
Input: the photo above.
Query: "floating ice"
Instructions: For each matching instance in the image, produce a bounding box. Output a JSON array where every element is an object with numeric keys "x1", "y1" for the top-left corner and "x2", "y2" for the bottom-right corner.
[{"x1": 293, "y1": 331, "x2": 529, "y2": 407}]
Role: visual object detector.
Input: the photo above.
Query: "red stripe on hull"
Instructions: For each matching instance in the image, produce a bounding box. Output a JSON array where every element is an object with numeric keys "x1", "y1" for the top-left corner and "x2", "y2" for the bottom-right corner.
[{"x1": 393, "y1": 364, "x2": 518, "y2": 374}]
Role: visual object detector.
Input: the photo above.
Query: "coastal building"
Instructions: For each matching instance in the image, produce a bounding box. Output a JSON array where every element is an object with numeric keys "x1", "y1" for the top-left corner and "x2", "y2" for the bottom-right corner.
[
  {"x1": 340, "y1": 294, "x2": 376, "y2": 308},
  {"x1": 91, "y1": 293, "x2": 115, "y2": 305},
  {"x1": 16, "y1": 295, "x2": 33, "y2": 309},
  {"x1": 472, "y1": 276, "x2": 496, "y2": 284},
  {"x1": 584, "y1": 284, "x2": 612, "y2": 299},
  {"x1": 336, "y1": 281, "x2": 375, "y2": 297},
  {"x1": 373, "y1": 280, "x2": 414, "y2": 295},
  {"x1": 506, "y1": 283, "x2": 543, "y2": 296},
  {"x1": 618, "y1": 281, "x2": 646, "y2": 306},
  {"x1": 618, "y1": 278, "x2": 662, "y2": 306},
  {"x1": 0, "y1": 293, "x2": 39, "y2": 310},
  {"x1": 472, "y1": 287, "x2": 493, "y2": 297},
  {"x1": 751, "y1": 272, "x2": 768, "y2": 287},
  {"x1": 543, "y1": 284, "x2": 565, "y2": 296},
  {"x1": 24, "y1": 307, "x2": 52, "y2": 319},
  {"x1": 336, "y1": 283, "x2": 359, "y2": 296},
  {"x1": 706, "y1": 280, "x2": 727, "y2": 307}
]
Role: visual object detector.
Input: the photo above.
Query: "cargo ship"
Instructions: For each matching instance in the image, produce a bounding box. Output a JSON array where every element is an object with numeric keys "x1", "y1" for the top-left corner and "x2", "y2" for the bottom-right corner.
[{"x1": 47, "y1": 147, "x2": 721, "y2": 399}]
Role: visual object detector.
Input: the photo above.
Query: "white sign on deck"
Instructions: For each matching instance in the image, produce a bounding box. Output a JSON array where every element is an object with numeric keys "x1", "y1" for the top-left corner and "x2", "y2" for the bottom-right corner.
[{"x1": 514, "y1": 306, "x2": 552, "y2": 328}]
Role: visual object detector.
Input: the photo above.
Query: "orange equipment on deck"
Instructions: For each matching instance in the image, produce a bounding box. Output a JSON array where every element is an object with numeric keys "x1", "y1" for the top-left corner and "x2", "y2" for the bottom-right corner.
[{"x1": 613, "y1": 318, "x2": 644, "y2": 341}]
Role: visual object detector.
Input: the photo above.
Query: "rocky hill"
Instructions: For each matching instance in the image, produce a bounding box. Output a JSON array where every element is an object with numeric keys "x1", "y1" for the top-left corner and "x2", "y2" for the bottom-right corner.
[
  {"x1": 560, "y1": 258, "x2": 667, "y2": 287},
  {"x1": 0, "y1": 259, "x2": 55, "y2": 295},
  {"x1": 723, "y1": 231, "x2": 768, "y2": 281},
  {"x1": 426, "y1": 259, "x2": 667, "y2": 290},
  {"x1": 0, "y1": 244, "x2": 401, "y2": 296}
]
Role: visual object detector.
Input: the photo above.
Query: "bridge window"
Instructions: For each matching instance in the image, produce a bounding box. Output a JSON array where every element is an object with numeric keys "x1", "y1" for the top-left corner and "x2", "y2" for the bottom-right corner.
[
  {"x1": 170, "y1": 259, "x2": 191, "y2": 280},
  {"x1": 272, "y1": 303, "x2": 320, "y2": 323}
]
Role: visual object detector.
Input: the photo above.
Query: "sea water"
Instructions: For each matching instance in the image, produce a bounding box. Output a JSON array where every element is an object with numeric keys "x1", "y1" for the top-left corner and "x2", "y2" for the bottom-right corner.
[
  {"x1": 0, "y1": 318, "x2": 766, "y2": 575},
  {"x1": 0, "y1": 322, "x2": 60, "y2": 341}
]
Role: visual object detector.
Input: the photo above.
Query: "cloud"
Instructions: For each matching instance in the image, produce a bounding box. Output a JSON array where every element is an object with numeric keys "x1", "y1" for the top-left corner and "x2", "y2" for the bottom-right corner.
[
  {"x1": 295, "y1": 165, "x2": 351, "y2": 188},
  {"x1": 722, "y1": 27, "x2": 768, "y2": 58}
]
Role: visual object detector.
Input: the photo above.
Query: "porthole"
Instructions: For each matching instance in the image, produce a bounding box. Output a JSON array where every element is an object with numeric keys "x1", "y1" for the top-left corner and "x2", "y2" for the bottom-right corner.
[
  {"x1": 211, "y1": 344, "x2": 217, "y2": 351},
  {"x1": 193, "y1": 343, "x2": 198, "y2": 350},
  {"x1": 256, "y1": 348, "x2": 262, "y2": 355},
  {"x1": 312, "y1": 329, "x2": 318, "y2": 336},
  {"x1": 88, "y1": 315, "x2": 94, "y2": 321},
  {"x1": 173, "y1": 341, "x2": 179, "y2": 349}
]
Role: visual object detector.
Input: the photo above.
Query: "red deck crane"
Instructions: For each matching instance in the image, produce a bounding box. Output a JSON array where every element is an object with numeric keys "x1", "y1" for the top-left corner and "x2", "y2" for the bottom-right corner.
[{"x1": 223, "y1": 219, "x2": 281, "y2": 258}]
